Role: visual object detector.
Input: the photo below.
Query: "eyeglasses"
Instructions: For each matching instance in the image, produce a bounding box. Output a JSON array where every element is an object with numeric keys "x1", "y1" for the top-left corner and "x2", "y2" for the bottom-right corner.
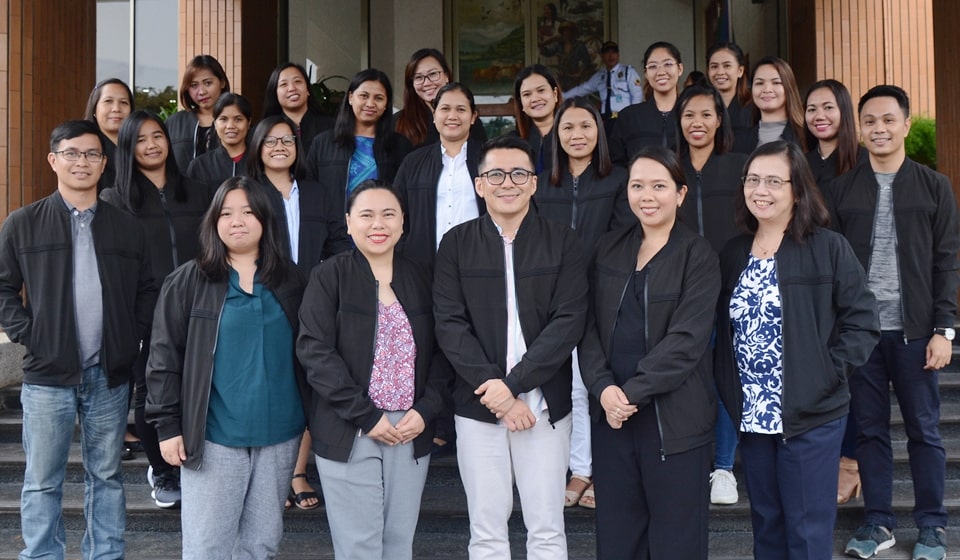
[
  {"x1": 263, "y1": 135, "x2": 296, "y2": 148},
  {"x1": 413, "y1": 70, "x2": 443, "y2": 86},
  {"x1": 479, "y1": 169, "x2": 534, "y2": 186},
  {"x1": 644, "y1": 60, "x2": 677, "y2": 73},
  {"x1": 743, "y1": 175, "x2": 792, "y2": 190},
  {"x1": 53, "y1": 150, "x2": 104, "y2": 163}
]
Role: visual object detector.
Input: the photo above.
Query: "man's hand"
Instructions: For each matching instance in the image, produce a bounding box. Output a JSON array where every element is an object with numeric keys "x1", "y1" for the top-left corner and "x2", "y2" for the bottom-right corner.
[
  {"x1": 501, "y1": 399, "x2": 536, "y2": 432},
  {"x1": 925, "y1": 333, "x2": 953, "y2": 370},
  {"x1": 476, "y1": 379, "x2": 515, "y2": 417}
]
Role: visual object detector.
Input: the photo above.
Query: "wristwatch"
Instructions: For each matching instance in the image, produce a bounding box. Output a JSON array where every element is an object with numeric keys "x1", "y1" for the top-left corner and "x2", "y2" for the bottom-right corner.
[{"x1": 933, "y1": 327, "x2": 956, "y2": 341}]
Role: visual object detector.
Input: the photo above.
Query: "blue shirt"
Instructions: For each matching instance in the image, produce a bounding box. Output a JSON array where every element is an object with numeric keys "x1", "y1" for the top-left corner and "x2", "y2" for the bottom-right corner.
[
  {"x1": 347, "y1": 136, "x2": 378, "y2": 195},
  {"x1": 206, "y1": 268, "x2": 305, "y2": 447}
]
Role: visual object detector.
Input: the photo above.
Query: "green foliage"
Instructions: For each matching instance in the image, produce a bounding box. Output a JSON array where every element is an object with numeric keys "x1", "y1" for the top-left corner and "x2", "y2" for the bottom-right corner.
[
  {"x1": 905, "y1": 115, "x2": 936, "y2": 170},
  {"x1": 133, "y1": 86, "x2": 180, "y2": 121},
  {"x1": 311, "y1": 75, "x2": 349, "y2": 117},
  {"x1": 481, "y1": 116, "x2": 516, "y2": 139}
]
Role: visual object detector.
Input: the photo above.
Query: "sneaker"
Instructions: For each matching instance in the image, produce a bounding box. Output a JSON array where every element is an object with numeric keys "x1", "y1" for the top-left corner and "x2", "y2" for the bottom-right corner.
[
  {"x1": 709, "y1": 469, "x2": 738, "y2": 505},
  {"x1": 913, "y1": 526, "x2": 947, "y2": 560},
  {"x1": 845, "y1": 524, "x2": 896, "y2": 558},
  {"x1": 151, "y1": 470, "x2": 181, "y2": 509}
]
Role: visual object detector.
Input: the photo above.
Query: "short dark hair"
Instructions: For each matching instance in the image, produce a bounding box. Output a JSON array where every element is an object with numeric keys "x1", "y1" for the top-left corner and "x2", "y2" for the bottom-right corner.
[
  {"x1": 858, "y1": 84, "x2": 910, "y2": 118},
  {"x1": 628, "y1": 145, "x2": 686, "y2": 192},
  {"x1": 550, "y1": 97, "x2": 612, "y2": 185},
  {"x1": 262, "y1": 62, "x2": 323, "y2": 120},
  {"x1": 346, "y1": 179, "x2": 403, "y2": 213},
  {"x1": 478, "y1": 136, "x2": 535, "y2": 172},
  {"x1": 432, "y1": 82, "x2": 478, "y2": 114},
  {"x1": 50, "y1": 120, "x2": 102, "y2": 152},
  {"x1": 196, "y1": 176, "x2": 287, "y2": 288},
  {"x1": 84, "y1": 78, "x2": 135, "y2": 124},
  {"x1": 213, "y1": 92, "x2": 252, "y2": 120},
  {"x1": 734, "y1": 140, "x2": 829, "y2": 242},
  {"x1": 179, "y1": 55, "x2": 231, "y2": 112},
  {"x1": 675, "y1": 84, "x2": 734, "y2": 157},
  {"x1": 247, "y1": 115, "x2": 302, "y2": 183}
]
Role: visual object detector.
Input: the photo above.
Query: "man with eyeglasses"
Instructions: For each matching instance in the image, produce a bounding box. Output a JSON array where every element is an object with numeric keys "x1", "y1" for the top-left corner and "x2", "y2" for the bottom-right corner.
[
  {"x1": 824, "y1": 86, "x2": 958, "y2": 560},
  {"x1": 433, "y1": 136, "x2": 587, "y2": 559},
  {"x1": 0, "y1": 120, "x2": 157, "y2": 559}
]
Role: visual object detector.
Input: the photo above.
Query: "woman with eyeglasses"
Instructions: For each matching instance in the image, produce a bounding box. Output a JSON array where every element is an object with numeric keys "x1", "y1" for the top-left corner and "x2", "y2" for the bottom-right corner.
[
  {"x1": 715, "y1": 141, "x2": 879, "y2": 558},
  {"x1": 262, "y1": 62, "x2": 335, "y2": 150},
  {"x1": 733, "y1": 56, "x2": 806, "y2": 154},
  {"x1": 706, "y1": 42, "x2": 755, "y2": 145},
  {"x1": 187, "y1": 93, "x2": 253, "y2": 190},
  {"x1": 394, "y1": 49, "x2": 487, "y2": 150},
  {"x1": 166, "y1": 55, "x2": 231, "y2": 175},
  {"x1": 101, "y1": 110, "x2": 214, "y2": 510},
  {"x1": 146, "y1": 177, "x2": 308, "y2": 559},
  {"x1": 511, "y1": 64, "x2": 563, "y2": 174},
  {"x1": 579, "y1": 146, "x2": 720, "y2": 558},
  {"x1": 84, "y1": 78, "x2": 134, "y2": 191},
  {"x1": 304, "y1": 69, "x2": 412, "y2": 214}
]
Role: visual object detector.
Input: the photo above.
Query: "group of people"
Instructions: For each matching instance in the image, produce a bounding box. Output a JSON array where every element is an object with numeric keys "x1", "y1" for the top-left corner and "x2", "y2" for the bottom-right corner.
[{"x1": 0, "y1": 37, "x2": 955, "y2": 560}]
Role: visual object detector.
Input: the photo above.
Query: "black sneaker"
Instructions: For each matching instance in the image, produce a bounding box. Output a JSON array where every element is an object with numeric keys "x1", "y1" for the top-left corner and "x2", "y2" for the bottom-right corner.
[
  {"x1": 845, "y1": 524, "x2": 896, "y2": 558},
  {"x1": 913, "y1": 526, "x2": 947, "y2": 560},
  {"x1": 151, "y1": 470, "x2": 181, "y2": 509}
]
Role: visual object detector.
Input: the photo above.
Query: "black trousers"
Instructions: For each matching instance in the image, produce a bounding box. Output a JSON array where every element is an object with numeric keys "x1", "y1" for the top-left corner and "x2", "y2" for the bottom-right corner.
[{"x1": 592, "y1": 404, "x2": 711, "y2": 559}]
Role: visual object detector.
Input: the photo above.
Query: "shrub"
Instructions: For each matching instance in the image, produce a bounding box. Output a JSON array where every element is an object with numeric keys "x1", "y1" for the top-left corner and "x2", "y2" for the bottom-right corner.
[{"x1": 905, "y1": 115, "x2": 936, "y2": 170}]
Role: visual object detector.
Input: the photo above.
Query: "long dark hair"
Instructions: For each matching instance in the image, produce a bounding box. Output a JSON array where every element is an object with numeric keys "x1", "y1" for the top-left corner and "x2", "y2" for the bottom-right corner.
[
  {"x1": 334, "y1": 69, "x2": 396, "y2": 159},
  {"x1": 513, "y1": 65, "x2": 562, "y2": 141},
  {"x1": 549, "y1": 97, "x2": 611, "y2": 185},
  {"x1": 804, "y1": 79, "x2": 859, "y2": 177},
  {"x1": 84, "y1": 78, "x2": 134, "y2": 127},
  {"x1": 396, "y1": 49, "x2": 452, "y2": 146},
  {"x1": 642, "y1": 41, "x2": 683, "y2": 101},
  {"x1": 179, "y1": 55, "x2": 231, "y2": 112},
  {"x1": 114, "y1": 110, "x2": 186, "y2": 210},
  {"x1": 262, "y1": 62, "x2": 323, "y2": 120},
  {"x1": 752, "y1": 56, "x2": 806, "y2": 151},
  {"x1": 706, "y1": 42, "x2": 751, "y2": 107},
  {"x1": 675, "y1": 84, "x2": 734, "y2": 157},
  {"x1": 196, "y1": 176, "x2": 287, "y2": 288},
  {"x1": 247, "y1": 115, "x2": 301, "y2": 183},
  {"x1": 734, "y1": 140, "x2": 829, "y2": 242}
]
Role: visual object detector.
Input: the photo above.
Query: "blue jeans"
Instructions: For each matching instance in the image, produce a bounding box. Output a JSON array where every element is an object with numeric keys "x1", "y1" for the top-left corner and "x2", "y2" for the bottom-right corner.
[
  {"x1": 850, "y1": 331, "x2": 947, "y2": 529},
  {"x1": 714, "y1": 388, "x2": 737, "y2": 470},
  {"x1": 20, "y1": 365, "x2": 129, "y2": 560}
]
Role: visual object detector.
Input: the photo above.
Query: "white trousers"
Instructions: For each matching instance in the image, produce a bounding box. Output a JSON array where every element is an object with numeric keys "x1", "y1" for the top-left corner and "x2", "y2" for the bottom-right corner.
[
  {"x1": 569, "y1": 348, "x2": 592, "y2": 477},
  {"x1": 455, "y1": 410, "x2": 572, "y2": 560}
]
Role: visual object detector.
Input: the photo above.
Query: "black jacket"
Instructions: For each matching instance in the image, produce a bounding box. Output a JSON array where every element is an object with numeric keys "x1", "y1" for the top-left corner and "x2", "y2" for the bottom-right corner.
[
  {"x1": 297, "y1": 250, "x2": 447, "y2": 461},
  {"x1": 186, "y1": 146, "x2": 250, "y2": 191},
  {"x1": 726, "y1": 98, "x2": 755, "y2": 142},
  {"x1": 715, "y1": 230, "x2": 880, "y2": 438},
  {"x1": 296, "y1": 109, "x2": 336, "y2": 150},
  {"x1": 394, "y1": 141, "x2": 484, "y2": 267},
  {"x1": 97, "y1": 136, "x2": 118, "y2": 192},
  {"x1": 507, "y1": 127, "x2": 555, "y2": 175},
  {"x1": 579, "y1": 222, "x2": 720, "y2": 456},
  {"x1": 534, "y1": 164, "x2": 631, "y2": 258},
  {"x1": 101, "y1": 173, "x2": 212, "y2": 285},
  {"x1": 303, "y1": 129, "x2": 412, "y2": 211},
  {"x1": 732, "y1": 120, "x2": 802, "y2": 155},
  {"x1": 823, "y1": 158, "x2": 960, "y2": 338},
  {"x1": 257, "y1": 178, "x2": 352, "y2": 273},
  {"x1": 0, "y1": 192, "x2": 157, "y2": 387},
  {"x1": 166, "y1": 111, "x2": 222, "y2": 176},
  {"x1": 433, "y1": 211, "x2": 588, "y2": 424},
  {"x1": 680, "y1": 152, "x2": 748, "y2": 253},
  {"x1": 804, "y1": 146, "x2": 868, "y2": 187},
  {"x1": 146, "y1": 260, "x2": 308, "y2": 469},
  {"x1": 609, "y1": 99, "x2": 678, "y2": 165}
]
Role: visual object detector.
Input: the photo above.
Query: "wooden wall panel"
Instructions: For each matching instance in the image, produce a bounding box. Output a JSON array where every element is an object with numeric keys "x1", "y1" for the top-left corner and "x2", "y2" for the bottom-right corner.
[{"x1": 933, "y1": 0, "x2": 960, "y2": 186}]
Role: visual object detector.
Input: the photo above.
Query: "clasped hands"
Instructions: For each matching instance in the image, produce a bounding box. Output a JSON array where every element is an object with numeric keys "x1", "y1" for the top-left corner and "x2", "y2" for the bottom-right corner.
[
  {"x1": 476, "y1": 379, "x2": 536, "y2": 432},
  {"x1": 367, "y1": 409, "x2": 425, "y2": 445},
  {"x1": 600, "y1": 385, "x2": 637, "y2": 429}
]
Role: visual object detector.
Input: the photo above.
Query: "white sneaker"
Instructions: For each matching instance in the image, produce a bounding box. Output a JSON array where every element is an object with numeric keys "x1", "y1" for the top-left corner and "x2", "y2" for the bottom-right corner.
[{"x1": 710, "y1": 469, "x2": 738, "y2": 505}]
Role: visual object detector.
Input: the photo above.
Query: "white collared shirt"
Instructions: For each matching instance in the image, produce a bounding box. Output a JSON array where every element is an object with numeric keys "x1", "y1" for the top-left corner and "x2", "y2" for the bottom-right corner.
[
  {"x1": 436, "y1": 142, "x2": 479, "y2": 250},
  {"x1": 282, "y1": 179, "x2": 301, "y2": 263}
]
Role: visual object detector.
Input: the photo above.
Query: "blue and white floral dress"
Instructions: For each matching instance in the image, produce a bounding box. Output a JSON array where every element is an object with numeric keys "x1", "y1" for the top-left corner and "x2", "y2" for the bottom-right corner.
[{"x1": 729, "y1": 254, "x2": 784, "y2": 434}]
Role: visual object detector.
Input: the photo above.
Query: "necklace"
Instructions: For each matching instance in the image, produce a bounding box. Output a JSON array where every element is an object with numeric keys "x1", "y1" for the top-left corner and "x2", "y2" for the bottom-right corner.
[{"x1": 753, "y1": 234, "x2": 783, "y2": 257}]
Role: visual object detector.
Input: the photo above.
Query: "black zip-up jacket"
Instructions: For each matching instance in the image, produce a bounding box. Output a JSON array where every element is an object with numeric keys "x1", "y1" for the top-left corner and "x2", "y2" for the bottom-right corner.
[
  {"x1": 296, "y1": 109, "x2": 336, "y2": 150},
  {"x1": 726, "y1": 98, "x2": 755, "y2": 143},
  {"x1": 804, "y1": 145, "x2": 868, "y2": 187},
  {"x1": 297, "y1": 250, "x2": 447, "y2": 461},
  {"x1": 394, "y1": 141, "x2": 484, "y2": 267},
  {"x1": 101, "y1": 173, "x2": 212, "y2": 285},
  {"x1": 579, "y1": 222, "x2": 720, "y2": 456},
  {"x1": 715, "y1": 230, "x2": 880, "y2": 438},
  {"x1": 257, "y1": 178, "x2": 352, "y2": 273},
  {"x1": 0, "y1": 192, "x2": 157, "y2": 387},
  {"x1": 433, "y1": 211, "x2": 588, "y2": 424},
  {"x1": 186, "y1": 146, "x2": 250, "y2": 190},
  {"x1": 507, "y1": 127, "x2": 555, "y2": 175},
  {"x1": 732, "y1": 119, "x2": 802, "y2": 155},
  {"x1": 166, "y1": 110, "x2": 222, "y2": 176},
  {"x1": 534, "y1": 164, "x2": 632, "y2": 258},
  {"x1": 609, "y1": 99, "x2": 678, "y2": 166},
  {"x1": 303, "y1": 129, "x2": 412, "y2": 212},
  {"x1": 680, "y1": 151, "x2": 748, "y2": 253},
  {"x1": 146, "y1": 260, "x2": 308, "y2": 470},
  {"x1": 823, "y1": 157, "x2": 960, "y2": 338}
]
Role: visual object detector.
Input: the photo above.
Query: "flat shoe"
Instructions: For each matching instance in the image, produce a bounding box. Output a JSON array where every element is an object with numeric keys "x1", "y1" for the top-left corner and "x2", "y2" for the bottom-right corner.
[
  {"x1": 289, "y1": 473, "x2": 320, "y2": 511},
  {"x1": 564, "y1": 474, "x2": 591, "y2": 507},
  {"x1": 578, "y1": 484, "x2": 596, "y2": 509}
]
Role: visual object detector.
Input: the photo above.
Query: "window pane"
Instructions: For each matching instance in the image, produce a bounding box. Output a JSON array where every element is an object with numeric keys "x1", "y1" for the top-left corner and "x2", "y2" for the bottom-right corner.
[{"x1": 96, "y1": 0, "x2": 131, "y2": 84}]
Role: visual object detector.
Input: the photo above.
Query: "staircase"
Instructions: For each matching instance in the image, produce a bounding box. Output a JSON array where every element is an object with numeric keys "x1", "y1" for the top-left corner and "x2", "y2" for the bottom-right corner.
[{"x1": 0, "y1": 363, "x2": 958, "y2": 558}]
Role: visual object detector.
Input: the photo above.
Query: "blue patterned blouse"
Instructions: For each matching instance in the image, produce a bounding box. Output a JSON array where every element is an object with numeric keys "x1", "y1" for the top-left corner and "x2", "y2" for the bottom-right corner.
[
  {"x1": 347, "y1": 136, "x2": 378, "y2": 195},
  {"x1": 729, "y1": 254, "x2": 784, "y2": 434}
]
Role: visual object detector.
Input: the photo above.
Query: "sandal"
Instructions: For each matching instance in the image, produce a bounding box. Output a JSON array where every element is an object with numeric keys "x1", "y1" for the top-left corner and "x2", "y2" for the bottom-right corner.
[
  {"x1": 578, "y1": 484, "x2": 596, "y2": 509},
  {"x1": 288, "y1": 473, "x2": 320, "y2": 511},
  {"x1": 564, "y1": 474, "x2": 592, "y2": 507}
]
